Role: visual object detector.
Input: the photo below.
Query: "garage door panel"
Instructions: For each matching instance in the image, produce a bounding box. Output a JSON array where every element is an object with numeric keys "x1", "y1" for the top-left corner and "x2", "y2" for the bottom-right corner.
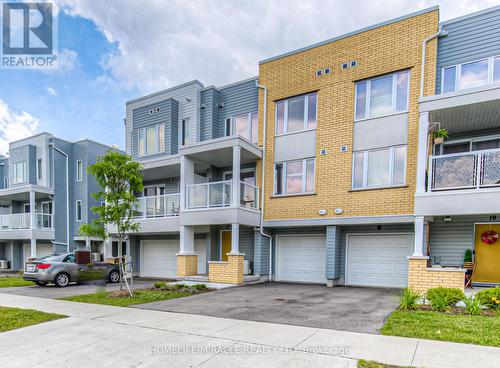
[
  {"x1": 277, "y1": 235, "x2": 326, "y2": 284},
  {"x1": 142, "y1": 240, "x2": 177, "y2": 278},
  {"x1": 346, "y1": 234, "x2": 413, "y2": 288}
]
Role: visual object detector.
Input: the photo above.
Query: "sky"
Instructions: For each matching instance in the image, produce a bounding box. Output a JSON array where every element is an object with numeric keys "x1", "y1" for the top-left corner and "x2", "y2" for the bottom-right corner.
[{"x1": 0, "y1": 0, "x2": 498, "y2": 154}]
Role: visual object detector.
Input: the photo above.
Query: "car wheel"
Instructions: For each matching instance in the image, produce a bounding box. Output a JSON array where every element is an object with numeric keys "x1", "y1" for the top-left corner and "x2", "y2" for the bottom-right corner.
[
  {"x1": 35, "y1": 281, "x2": 47, "y2": 286},
  {"x1": 55, "y1": 272, "x2": 71, "y2": 287},
  {"x1": 108, "y1": 270, "x2": 120, "y2": 283}
]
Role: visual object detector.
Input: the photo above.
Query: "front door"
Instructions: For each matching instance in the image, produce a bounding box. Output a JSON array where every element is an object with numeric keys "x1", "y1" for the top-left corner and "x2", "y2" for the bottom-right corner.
[
  {"x1": 473, "y1": 224, "x2": 500, "y2": 283},
  {"x1": 221, "y1": 231, "x2": 232, "y2": 261}
]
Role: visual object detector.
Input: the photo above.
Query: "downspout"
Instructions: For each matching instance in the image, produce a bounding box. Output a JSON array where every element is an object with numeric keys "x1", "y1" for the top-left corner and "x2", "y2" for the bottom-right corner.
[
  {"x1": 420, "y1": 27, "x2": 448, "y2": 98},
  {"x1": 256, "y1": 81, "x2": 273, "y2": 282},
  {"x1": 49, "y1": 143, "x2": 70, "y2": 252}
]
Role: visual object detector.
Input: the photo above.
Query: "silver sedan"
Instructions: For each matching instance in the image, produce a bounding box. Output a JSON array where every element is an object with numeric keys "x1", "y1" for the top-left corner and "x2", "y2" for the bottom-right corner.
[{"x1": 23, "y1": 253, "x2": 120, "y2": 287}]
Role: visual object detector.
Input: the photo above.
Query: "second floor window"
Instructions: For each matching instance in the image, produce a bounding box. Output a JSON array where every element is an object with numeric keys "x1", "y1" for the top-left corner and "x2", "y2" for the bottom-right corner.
[
  {"x1": 76, "y1": 160, "x2": 83, "y2": 182},
  {"x1": 275, "y1": 93, "x2": 317, "y2": 135},
  {"x1": 233, "y1": 112, "x2": 258, "y2": 143},
  {"x1": 355, "y1": 70, "x2": 409, "y2": 120},
  {"x1": 274, "y1": 158, "x2": 315, "y2": 195},
  {"x1": 138, "y1": 123, "x2": 165, "y2": 156},
  {"x1": 442, "y1": 56, "x2": 500, "y2": 93},
  {"x1": 37, "y1": 159, "x2": 42, "y2": 180},
  {"x1": 181, "y1": 118, "x2": 191, "y2": 146},
  {"x1": 12, "y1": 161, "x2": 27, "y2": 184},
  {"x1": 76, "y1": 200, "x2": 82, "y2": 221}
]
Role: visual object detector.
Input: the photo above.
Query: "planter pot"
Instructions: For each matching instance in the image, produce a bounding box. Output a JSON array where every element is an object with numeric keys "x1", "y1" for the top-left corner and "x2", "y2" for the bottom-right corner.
[{"x1": 434, "y1": 136, "x2": 444, "y2": 144}]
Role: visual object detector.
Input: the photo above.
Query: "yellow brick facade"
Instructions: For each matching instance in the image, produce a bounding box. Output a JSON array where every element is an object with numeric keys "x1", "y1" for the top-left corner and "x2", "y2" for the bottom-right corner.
[
  {"x1": 257, "y1": 10, "x2": 439, "y2": 221},
  {"x1": 408, "y1": 258, "x2": 466, "y2": 293},
  {"x1": 208, "y1": 255, "x2": 244, "y2": 284},
  {"x1": 176, "y1": 255, "x2": 198, "y2": 277}
]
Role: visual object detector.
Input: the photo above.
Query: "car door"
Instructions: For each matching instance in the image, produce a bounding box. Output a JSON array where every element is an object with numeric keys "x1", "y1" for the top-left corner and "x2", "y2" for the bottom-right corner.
[{"x1": 62, "y1": 254, "x2": 79, "y2": 281}]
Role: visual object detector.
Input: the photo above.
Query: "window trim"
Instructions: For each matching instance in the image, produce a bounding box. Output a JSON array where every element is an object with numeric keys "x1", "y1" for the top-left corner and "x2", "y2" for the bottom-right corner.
[
  {"x1": 275, "y1": 93, "x2": 317, "y2": 136},
  {"x1": 440, "y1": 55, "x2": 500, "y2": 94},
  {"x1": 36, "y1": 158, "x2": 42, "y2": 180},
  {"x1": 273, "y1": 158, "x2": 316, "y2": 196},
  {"x1": 224, "y1": 117, "x2": 232, "y2": 137},
  {"x1": 228, "y1": 111, "x2": 258, "y2": 143},
  {"x1": 23, "y1": 203, "x2": 30, "y2": 213},
  {"x1": 352, "y1": 145, "x2": 407, "y2": 190},
  {"x1": 138, "y1": 123, "x2": 166, "y2": 157},
  {"x1": 354, "y1": 70, "x2": 410, "y2": 121},
  {"x1": 76, "y1": 160, "x2": 83, "y2": 182},
  {"x1": 11, "y1": 160, "x2": 27, "y2": 185},
  {"x1": 76, "y1": 200, "x2": 82, "y2": 222},
  {"x1": 181, "y1": 118, "x2": 189, "y2": 146}
]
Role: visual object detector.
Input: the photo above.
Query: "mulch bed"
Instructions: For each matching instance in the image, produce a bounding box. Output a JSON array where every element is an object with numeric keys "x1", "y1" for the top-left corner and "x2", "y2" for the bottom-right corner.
[{"x1": 417, "y1": 304, "x2": 497, "y2": 317}]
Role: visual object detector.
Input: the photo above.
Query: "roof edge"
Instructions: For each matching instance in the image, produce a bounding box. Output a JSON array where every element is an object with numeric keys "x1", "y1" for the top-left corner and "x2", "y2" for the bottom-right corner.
[
  {"x1": 440, "y1": 4, "x2": 500, "y2": 26},
  {"x1": 126, "y1": 80, "x2": 204, "y2": 105}
]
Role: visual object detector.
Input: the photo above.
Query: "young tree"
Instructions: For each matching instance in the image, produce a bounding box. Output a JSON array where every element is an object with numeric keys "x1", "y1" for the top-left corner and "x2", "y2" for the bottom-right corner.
[{"x1": 80, "y1": 150, "x2": 143, "y2": 291}]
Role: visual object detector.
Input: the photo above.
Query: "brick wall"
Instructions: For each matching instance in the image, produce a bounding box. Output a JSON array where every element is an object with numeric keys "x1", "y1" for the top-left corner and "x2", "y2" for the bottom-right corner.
[
  {"x1": 208, "y1": 255, "x2": 244, "y2": 284},
  {"x1": 257, "y1": 9, "x2": 439, "y2": 221},
  {"x1": 408, "y1": 258, "x2": 466, "y2": 293},
  {"x1": 176, "y1": 255, "x2": 198, "y2": 277}
]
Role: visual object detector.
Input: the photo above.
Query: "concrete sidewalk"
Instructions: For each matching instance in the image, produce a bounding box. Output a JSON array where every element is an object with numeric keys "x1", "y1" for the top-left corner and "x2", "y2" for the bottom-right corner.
[{"x1": 0, "y1": 294, "x2": 499, "y2": 368}]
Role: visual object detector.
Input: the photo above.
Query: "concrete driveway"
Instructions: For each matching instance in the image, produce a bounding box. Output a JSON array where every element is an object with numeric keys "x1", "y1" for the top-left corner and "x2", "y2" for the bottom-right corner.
[
  {"x1": 135, "y1": 282, "x2": 400, "y2": 334},
  {"x1": 0, "y1": 279, "x2": 156, "y2": 299}
]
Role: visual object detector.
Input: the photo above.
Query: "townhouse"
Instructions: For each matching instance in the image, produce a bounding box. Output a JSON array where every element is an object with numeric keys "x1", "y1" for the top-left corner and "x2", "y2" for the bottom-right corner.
[
  {"x1": 0, "y1": 132, "x2": 115, "y2": 271},
  {"x1": 115, "y1": 5, "x2": 500, "y2": 289}
]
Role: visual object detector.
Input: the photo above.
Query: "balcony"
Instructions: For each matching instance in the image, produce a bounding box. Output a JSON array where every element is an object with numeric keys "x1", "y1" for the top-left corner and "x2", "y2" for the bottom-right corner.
[
  {"x1": 182, "y1": 180, "x2": 260, "y2": 227},
  {"x1": 415, "y1": 148, "x2": 500, "y2": 216},
  {"x1": 133, "y1": 194, "x2": 180, "y2": 218},
  {"x1": 0, "y1": 213, "x2": 53, "y2": 231},
  {"x1": 429, "y1": 149, "x2": 500, "y2": 191}
]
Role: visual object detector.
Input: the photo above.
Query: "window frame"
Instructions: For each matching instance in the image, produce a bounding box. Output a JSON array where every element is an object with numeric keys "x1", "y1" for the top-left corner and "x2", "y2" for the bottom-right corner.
[
  {"x1": 75, "y1": 200, "x2": 82, "y2": 222},
  {"x1": 137, "y1": 123, "x2": 166, "y2": 156},
  {"x1": 36, "y1": 158, "x2": 42, "y2": 180},
  {"x1": 3, "y1": 177, "x2": 7, "y2": 188},
  {"x1": 352, "y1": 145, "x2": 407, "y2": 190},
  {"x1": 11, "y1": 160, "x2": 27, "y2": 185},
  {"x1": 433, "y1": 133, "x2": 500, "y2": 155},
  {"x1": 181, "y1": 118, "x2": 190, "y2": 146},
  {"x1": 76, "y1": 160, "x2": 83, "y2": 182},
  {"x1": 354, "y1": 70, "x2": 410, "y2": 121},
  {"x1": 273, "y1": 158, "x2": 315, "y2": 195},
  {"x1": 275, "y1": 93, "x2": 317, "y2": 136},
  {"x1": 227, "y1": 111, "x2": 258, "y2": 143},
  {"x1": 440, "y1": 55, "x2": 500, "y2": 94}
]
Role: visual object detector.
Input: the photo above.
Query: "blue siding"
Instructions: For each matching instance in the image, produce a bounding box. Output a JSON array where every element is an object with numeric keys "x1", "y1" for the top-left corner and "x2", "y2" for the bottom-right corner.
[
  {"x1": 437, "y1": 8, "x2": 500, "y2": 93},
  {"x1": 200, "y1": 88, "x2": 220, "y2": 141},
  {"x1": 326, "y1": 226, "x2": 340, "y2": 280},
  {"x1": 216, "y1": 79, "x2": 259, "y2": 138},
  {"x1": 253, "y1": 230, "x2": 270, "y2": 276}
]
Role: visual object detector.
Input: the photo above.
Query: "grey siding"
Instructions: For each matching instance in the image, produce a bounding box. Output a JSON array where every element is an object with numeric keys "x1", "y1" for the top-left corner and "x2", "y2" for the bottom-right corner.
[
  {"x1": 239, "y1": 226, "x2": 254, "y2": 264},
  {"x1": 437, "y1": 8, "x2": 500, "y2": 93},
  {"x1": 428, "y1": 215, "x2": 497, "y2": 266},
  {"x1": 326, "y1": 225, "x2": 342, "y2": 280},
  {"x1": 253, "y1": 230, "x2": 270, "y2": 276},
  {"x1": 200, "y1": 88, "x2": 220, "y2": 141},
  {"x1": 216, "y1": 79, "x2": 259, "y2": 138},
  {"x1": 0, "y1": 157, "x2": 9, "y2": 189},
  {"x1": 28, "y1": 145, "x2": 37, "y2": 184}
]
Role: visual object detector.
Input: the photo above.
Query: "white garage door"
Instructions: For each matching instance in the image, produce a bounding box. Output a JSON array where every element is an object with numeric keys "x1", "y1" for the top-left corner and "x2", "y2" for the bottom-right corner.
[
  {"x1": 276, "y1": 235, "x2": 326, "y2": 284},
  {"x1": 346, "y1": 234, "x2": 413, "y2": 288},
  {"x1": 141, "y1": 239, "x2": 207, "y2": 278},
  {"x1": 24, "y1": 244, "x2": 53, "y2": 261},
  {"x1": 141, "y1": 240, "x2": 178, "y2": 278}
]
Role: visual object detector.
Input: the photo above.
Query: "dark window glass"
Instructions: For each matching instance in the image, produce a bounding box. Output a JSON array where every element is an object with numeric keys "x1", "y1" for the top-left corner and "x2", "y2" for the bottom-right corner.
[{"x1": 275, "y1": 163, "x2": 283, "y2": 195}]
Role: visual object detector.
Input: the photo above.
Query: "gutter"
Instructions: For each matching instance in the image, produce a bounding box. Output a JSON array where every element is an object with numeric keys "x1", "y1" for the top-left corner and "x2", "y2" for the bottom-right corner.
[
  {"x1": 255, "y1": 81, "x2": 273, "y2": 282},
  {"x1": 420, "y1": 27, "x2": 448, "y2": 98},
  {"x1": 49, "y1": 143, "x2": 70, "y2": 252}
]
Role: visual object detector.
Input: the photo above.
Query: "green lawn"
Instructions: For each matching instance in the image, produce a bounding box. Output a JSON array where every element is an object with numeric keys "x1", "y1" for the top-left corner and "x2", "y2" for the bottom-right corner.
[
  {"x1": 59, "y1": 289, "x2": 191, "y2": 307},
  {"x1": 358, "y1": 360, "x2": 414, "y2": 368},
  {"x1": 0, "y1": 276, "x2": 33, "y2": 288},
  {"x1": 0, "y1": 307, "x2": 65, "y2": 332},
  {"x1": 381, "y1": 310, "x2": 500, "y2": 347}
]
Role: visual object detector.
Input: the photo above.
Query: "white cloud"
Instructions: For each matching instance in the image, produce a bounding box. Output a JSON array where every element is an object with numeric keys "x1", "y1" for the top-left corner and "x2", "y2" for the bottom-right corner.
[
  {"x1": 0, "y1": 100, "x2": 40, "y2": 155},
  {"x1": 46, "y1": 87, "x2": 57, "y2": 96},
  {"x1": 57, "y1": 48, "x2": 79, "y2": 73},
  {"x1": 59, "y1": 0, "x2": 500, "y2": 93}
]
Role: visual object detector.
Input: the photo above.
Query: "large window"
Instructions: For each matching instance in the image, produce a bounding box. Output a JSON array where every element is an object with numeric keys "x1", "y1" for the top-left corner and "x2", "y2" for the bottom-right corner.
[
  {"x1": 275, "y1": 93, "x2": 317, "y2": 135},
  {"x1": 441, "y1": 56, "x2": 500, "y2": 93},
  {"x1": 232, "y1": 112, "x2": 258, "y2": 143},
  {"x1": 12, "y1": 161, "x2": 27, "y2": 184},
  {"x1": 355, "y1": 71, "x2": 409, "y2": 120},
  {"x1": 274, "y1": 158, "x2": 315, "y2": 195},
  {"x1": 352, "y1": 146, "x2": 406, "y2": 189},
  {"x1": 138, "y1": 123, "x2": 165, "y2": 156},
  {"x1": 76, "y1": 160, "x2": 83, "y2": 182}
]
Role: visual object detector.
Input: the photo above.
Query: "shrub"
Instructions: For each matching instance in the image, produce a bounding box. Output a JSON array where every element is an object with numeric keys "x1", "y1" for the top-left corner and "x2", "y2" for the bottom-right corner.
[
  {"x1": 464, "y1": 249, "x2": 473, "y2": 263},
  {"x1": 191, "y1": 284, "x2": 208, "y2": 291},
  {"x1": 476, "y1": 287, "x2": 500, "y2": 310},
  {"x1": 463, "y1": 294, "x2": 483, "y2": 316},
  {"x1": 399, "y1": 288, "x2": 420, "y2": 310},
  {"x1": 154, "y1": 281, "x2": 167, "y2": 289},
  {"x1": 426, "y1": 287, "x2": 465, "y2": 311},
  {"x1": 174, "y1": 283, "x2": 187, "y2": 290}
]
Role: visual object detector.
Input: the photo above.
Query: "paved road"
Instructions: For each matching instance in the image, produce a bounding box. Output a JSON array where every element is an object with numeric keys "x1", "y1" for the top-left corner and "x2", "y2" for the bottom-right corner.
[
  {"x1": 136, "y1": 282, "x2": 400, "y2": 334},
  {"x1": 1, "y1": 294, "x2": 499, "y2": 368}
]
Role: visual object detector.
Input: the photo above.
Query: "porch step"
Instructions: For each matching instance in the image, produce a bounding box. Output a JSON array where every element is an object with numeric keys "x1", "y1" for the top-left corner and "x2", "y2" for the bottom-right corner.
[{"x1": 181, "y1": 274, "x2": 265, "y2": 284}]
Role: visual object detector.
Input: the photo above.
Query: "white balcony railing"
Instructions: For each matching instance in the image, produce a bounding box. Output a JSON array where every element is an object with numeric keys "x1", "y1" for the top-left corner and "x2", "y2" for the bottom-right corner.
[
  {"x1": 429, "y1": 148, "x2": 500, "y2": 191},
  {"x1": 241, "y1": 181, "x2": 259, "y2": 210},
  {"x1": 133, "y1": 194, "x2": 180, "y2": 218},
  {"x1": 0, "y1": 213, "x2": 30, "y2": 230},
  {"x1": 186, "y1": 180, "x2": 232, "y2": 209}
]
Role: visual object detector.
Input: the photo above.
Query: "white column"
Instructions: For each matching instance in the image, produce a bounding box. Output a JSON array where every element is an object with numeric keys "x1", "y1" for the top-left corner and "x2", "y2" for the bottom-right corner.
[
  {"x1": 413, "y1": 216, "x2": 427, "y2": 256},
  {"x1": 230, "y1": 223, "x2": 240, "y2": 254},
  {"x1": 180, "y1": 155, "x2": 195, "y2": 211},
  {"x1": 85, "y1": 238, "x2": 91, "y2": 249},
  {"x1": 416, "y1": 112, "x2": 430, "y2": 194},
  {"x1": 232, "y1": 146, "x2": 241, "y2": 207},
  {"x1": 179, "y1": 225, "x2": 195, "y2": 254},
  {"x1": 29, "y1": 190, "x2": 36, "y2": 229},
  {"x1": 30, "y1": 238, "x2": 36, "y2": 258}
]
